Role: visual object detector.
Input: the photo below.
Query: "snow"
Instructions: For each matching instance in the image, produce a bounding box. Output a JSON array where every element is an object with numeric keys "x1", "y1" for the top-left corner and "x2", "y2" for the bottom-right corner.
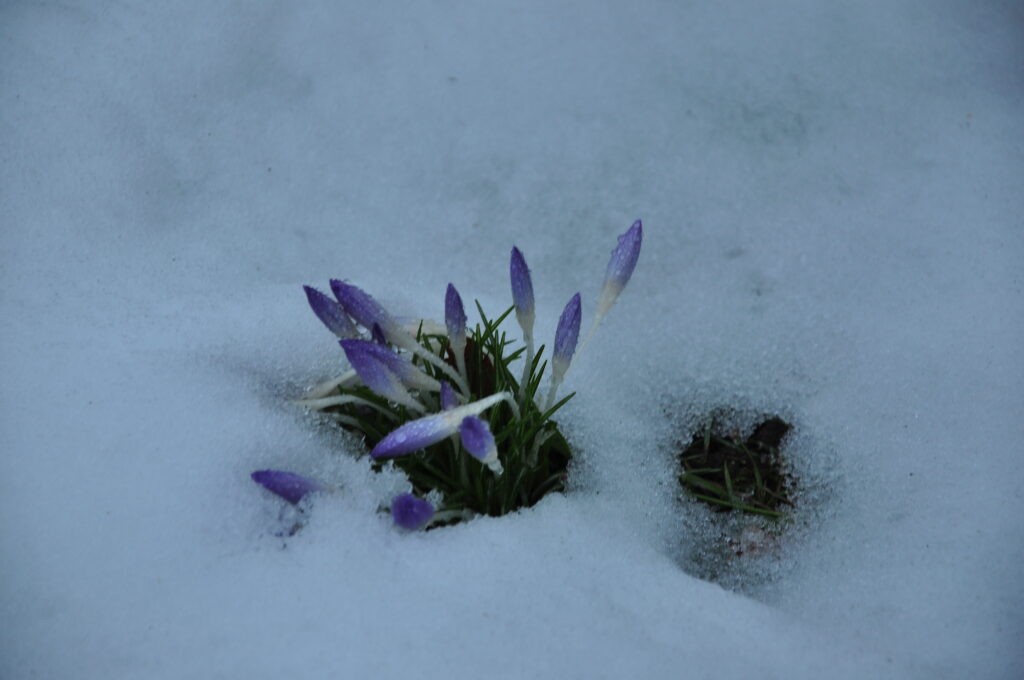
[{"x1": 2, "y1": 0, "x2": 1022, "y2": 678}]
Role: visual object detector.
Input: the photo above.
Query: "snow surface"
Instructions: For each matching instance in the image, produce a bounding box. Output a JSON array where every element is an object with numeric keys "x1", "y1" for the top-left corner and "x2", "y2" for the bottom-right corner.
[{"x1": 2, "y1": 1, "x2": 1022, "y2": 678}]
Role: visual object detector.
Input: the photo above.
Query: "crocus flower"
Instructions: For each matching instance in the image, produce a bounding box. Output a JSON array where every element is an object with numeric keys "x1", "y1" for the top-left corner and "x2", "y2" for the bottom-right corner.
[
  {"x1": 552, "y1": 293, "x2": 582, "y2": 379},
  {"x1": 594, "y1": 219, "x2": 642, "y2": 327},
  {"x1": 545, "y1": 292, "x2": 582, "y2": 409},
  {"x1": 509, "y1": 246, "x2": 535, "y2": 340},
  {"x1": 343, "y1": 339, "x2": 440, "y2": 393},
  {"x1": 439, "y1": 380, "x2": 457, "y2": 410},
  {"x1": 445, "y1": 283, "x2": 468, "y2": 380},
  {"x1": 391, "y1": 493, "x2": 435, "y2": 530},
  {"x1": 510, "y1": 247, "x2": 537, "y2": 396},
  {"x1": 303, "y1": 286, "x2": 358, "y2": 338},
  {"x1": 251, "y1": 470, "x2": 326, "y2": 505},
  {"x1": 339, "y1": 339, "x2": 425, "y2": 412},
  {"x1": 445, "y1": 284, "x2": 467, "y2": 344},
  {"x1": 371, "y1": 392, "x2": 512, "y2": 459},
  {"x1": 330, "y1": 280, "x2": 401, "y2": 339},
  {"x1": 459, "y1": 415, "x2": 503, "y2": 475}
]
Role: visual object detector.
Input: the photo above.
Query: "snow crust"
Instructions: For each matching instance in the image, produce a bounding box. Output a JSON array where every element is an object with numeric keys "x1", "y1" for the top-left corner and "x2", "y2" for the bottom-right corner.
[{"x1": 2, "y1": 1, "x2": 1022, "y2": 677}]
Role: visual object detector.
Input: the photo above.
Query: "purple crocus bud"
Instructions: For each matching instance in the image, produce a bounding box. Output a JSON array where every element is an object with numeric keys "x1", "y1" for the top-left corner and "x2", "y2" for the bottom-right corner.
[
  {"x1": 371, "y1": 414, "x2": 452, "y2": 459},
  {"x1": 510, "y1": 246, "x2": 535, "y2": 339},
  {"x1": 340, "y1": 339, "x2": 425, "y2": 412},
  {"x1": 371, "y1": 323, "x2": 388, "y2": 345},
  {"x1": 605, "y1": 220, "x2": 643, "y2": 289},
  {"x1": 371, "y1": 392, "x2": 511, "y2": 459},
  {"x1": 303, "y1": 286, "x2": 358, "y2": 338},
  {"x1": 552, "y1": 292, "x2": 582, "y2": 378},
  {"x1": 445, "y1": 283, "x2": 467, "y2": 352},
  {"x1": 391, "y1": 493, "x2": 435, "y2": 530},
  {"x1": 544, "y1": 292, "x2": 582, "y2": 410},
  {"x1": 595, "y1": 220, "x2": 643, "y2": 323},
  {"x1": 439, "y1": 380, "x2": 457, "y2": 410},
  {"x1": 459, "y1": 416, "x2": 503, "y2": 475},
  {"x1": 251, "y1": 469, "x2": 326, "y2": 505},
  {"x1": 330, "y1": 280, "x2": 396, "y2": 336},
  {"x1": 345, "y1": 339, "x2": 440, "y2": 392},
  {"x1": 445, "y1": 283, "x2": 468, "y2": 381}
]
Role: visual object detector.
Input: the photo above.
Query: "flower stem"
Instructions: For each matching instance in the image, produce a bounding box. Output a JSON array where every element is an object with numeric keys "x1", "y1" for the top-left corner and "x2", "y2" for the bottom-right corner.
[
  {"x1": 454, "y1": 351, "x2": 468, "y2": 391},
  {"x1": 295, "y1": 395, "x2": 400, "y2": 421},
  {"x1": 400, "y1": 337, "x2": 470, "y2": 395},
  {"x1": 306, "y1": 370, "x2": 359, "y2": 399},
  {"x1": 518, "y1": 333, "x2": 535, "y2": 403},
  {"x1": 543, "y1": 379, "x2": 560, "y2": 413}
]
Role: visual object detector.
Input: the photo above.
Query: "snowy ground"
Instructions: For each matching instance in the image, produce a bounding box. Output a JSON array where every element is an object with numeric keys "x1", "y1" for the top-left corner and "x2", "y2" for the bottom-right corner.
[{"x1": 2, "y1": 1, "x2": 1022, "y2": 678}]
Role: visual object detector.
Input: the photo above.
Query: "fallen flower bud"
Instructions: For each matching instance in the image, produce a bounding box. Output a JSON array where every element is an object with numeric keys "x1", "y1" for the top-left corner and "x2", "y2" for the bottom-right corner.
[{"x1": 251, "y1": 469, "x2": 326, "y2": 505}]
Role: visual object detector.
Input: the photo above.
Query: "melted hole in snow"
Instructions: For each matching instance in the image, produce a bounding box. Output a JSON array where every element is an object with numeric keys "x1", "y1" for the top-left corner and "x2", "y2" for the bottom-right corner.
[{"x1": 672, "y1": 410, "x2": 814, "y2": 591}]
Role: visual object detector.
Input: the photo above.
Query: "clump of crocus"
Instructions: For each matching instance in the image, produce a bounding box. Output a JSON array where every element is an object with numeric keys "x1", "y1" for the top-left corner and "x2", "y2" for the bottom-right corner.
[{"x1": 254, "y1": 220, "x2": 643, "y2": 530}]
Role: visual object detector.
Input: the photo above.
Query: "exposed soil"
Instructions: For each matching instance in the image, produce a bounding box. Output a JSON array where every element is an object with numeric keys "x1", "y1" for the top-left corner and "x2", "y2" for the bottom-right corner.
[{"x1": 678, "y1": 415, "x2": 794, "y2": 518}]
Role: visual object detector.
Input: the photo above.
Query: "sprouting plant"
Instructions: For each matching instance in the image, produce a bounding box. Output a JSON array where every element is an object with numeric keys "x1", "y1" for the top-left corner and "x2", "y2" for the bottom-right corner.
[
  {"x1": 678, "y1": 415, "x2": 794, "y2": 518},
  {"x1": 252, "y1": 220, "x2": 643, "y2": 530}
]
